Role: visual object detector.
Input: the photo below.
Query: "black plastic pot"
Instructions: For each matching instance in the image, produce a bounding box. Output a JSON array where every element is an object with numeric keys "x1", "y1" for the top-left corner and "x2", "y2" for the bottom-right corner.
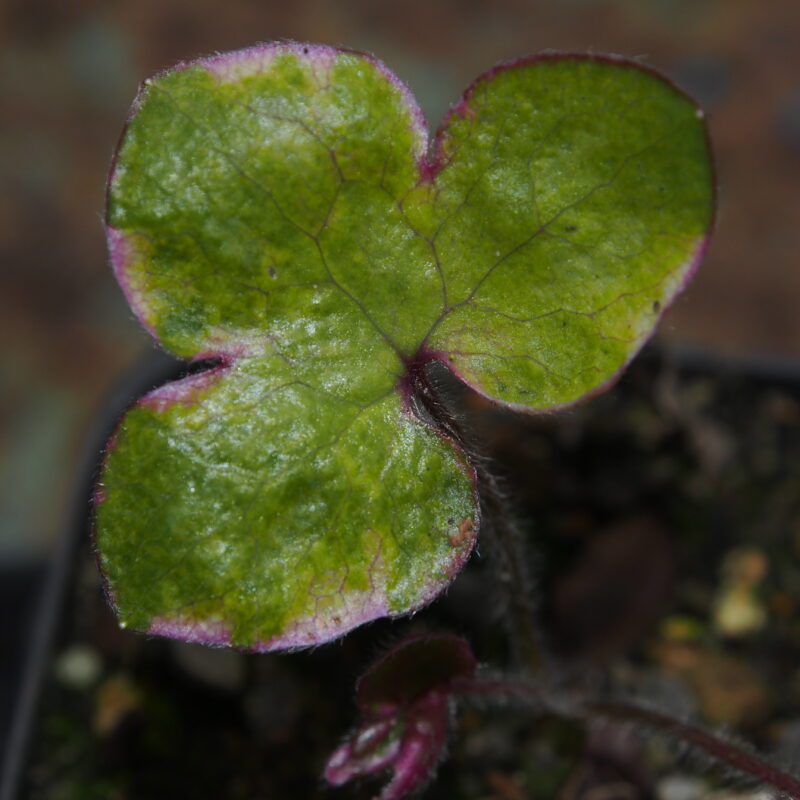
[{"x1": 5, "y1": 343, "x2": 800, "y2": 799}]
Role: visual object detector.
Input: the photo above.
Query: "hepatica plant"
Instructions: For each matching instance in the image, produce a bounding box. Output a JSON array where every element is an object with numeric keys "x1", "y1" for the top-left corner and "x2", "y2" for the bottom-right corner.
[{"x1": 96, "y1": 43, "x2": 713, "y2": 652}]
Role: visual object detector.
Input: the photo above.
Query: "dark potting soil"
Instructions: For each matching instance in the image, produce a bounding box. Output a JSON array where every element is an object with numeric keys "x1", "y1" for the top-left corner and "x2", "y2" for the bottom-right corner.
[{"x1": 16, "y1": 346, "x2": 800, "y2": 799}]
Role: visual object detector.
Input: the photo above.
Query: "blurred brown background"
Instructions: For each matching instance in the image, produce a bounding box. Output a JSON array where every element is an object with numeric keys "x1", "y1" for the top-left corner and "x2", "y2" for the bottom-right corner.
[{"x1": 2, "y1": 0, "x2": 800, "y2": 562}]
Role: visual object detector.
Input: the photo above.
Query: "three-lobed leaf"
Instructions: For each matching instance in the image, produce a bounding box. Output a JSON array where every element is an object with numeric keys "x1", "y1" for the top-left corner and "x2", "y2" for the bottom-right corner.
[{"x1": 96, "y1": 43, "x2": 713, "y2": 650}]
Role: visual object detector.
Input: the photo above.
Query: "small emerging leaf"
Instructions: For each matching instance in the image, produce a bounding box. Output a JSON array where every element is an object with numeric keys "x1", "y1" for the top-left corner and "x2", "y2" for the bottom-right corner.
[
  {"x1": 357, "y1": 628, "x2": 479, "y2": 713},
  {"x1": 96, "y1": 44, "x2": 713, "y2": 649},
  {"x1": 325, "y1": 634, "x2": 477, "y2": 799}
]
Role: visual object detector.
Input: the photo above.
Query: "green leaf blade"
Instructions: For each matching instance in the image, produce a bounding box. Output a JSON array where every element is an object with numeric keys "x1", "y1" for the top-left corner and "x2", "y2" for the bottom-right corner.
[
  {"x1": 96, "y1": 360, "x2": 476, "y2": 650},
  {"x1": 424, "y1": 54, "x2": 714, "y2": 409},
  {"x1": 107, "y1": 43, "x2": 433, "y2": 359}
]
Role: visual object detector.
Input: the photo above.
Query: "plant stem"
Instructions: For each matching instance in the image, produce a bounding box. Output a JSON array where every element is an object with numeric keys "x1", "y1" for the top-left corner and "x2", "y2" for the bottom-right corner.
[
  {"x1": 410, "y1": 358, "x2": 546, "y2": 672},
  {"x1": 475, "y1": 467, "x2": 545, "y2": 672},
  {"x1": 587, "y1": 698, "x2": 800, "y2": 798},
  {"x1": 455, "y1": 677, "x2": 800, "y2": 797}
]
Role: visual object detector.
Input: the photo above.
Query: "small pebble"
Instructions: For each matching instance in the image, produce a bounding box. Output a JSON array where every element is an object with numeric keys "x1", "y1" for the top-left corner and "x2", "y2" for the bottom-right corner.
[
  {"x1": 657, "y1": 774, "x2": 707, "y2": 800},
  {"x1": 53, "y1": 644, "x2": 102, "y2": 690}
]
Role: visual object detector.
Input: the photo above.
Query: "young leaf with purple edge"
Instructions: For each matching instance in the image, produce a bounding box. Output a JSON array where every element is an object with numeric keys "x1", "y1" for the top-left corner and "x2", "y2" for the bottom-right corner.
[
  {"x1": 324, "y1": 633, "x2": 477, "y2": 799},
  {"x1": 95, "y1": 43, "x2": 714, "y2": 651}
]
